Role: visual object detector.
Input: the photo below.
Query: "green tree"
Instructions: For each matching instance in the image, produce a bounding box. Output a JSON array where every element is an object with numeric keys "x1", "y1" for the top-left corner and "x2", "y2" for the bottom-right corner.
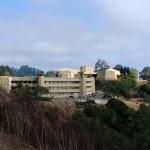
[
  {"x1": 114, "y1": 64, "x2": 123, "y2": 72},
  {"x1": 96, "y1": 69, "x2": 137, "y2": 98},
  {"x1": 130, "y1": 68, "x2": 139, "y2": 79},
  {"x1": 12, "y1": 65, "x2": 38, "y2": 77},
  {"x1": 78, "y1": 71, "x2": 84, "y2": 77},
  {"x1": 37, "y1": 86, "x2": 49, "y2": 97},
  {"x1": 114, "y1": 65, "x2": 131, "y2": 75},
  {"x1": 38, "y1": 86, "x2": 49, "y2": 94},
  {"x1": 11, "y1": 85, "x2": 36, "y2": 99},
  {"x1": 95, "y1": 59, "x2": 109, "y2": 73},
  {"x1": 36, "y1": 70, "x2": 44, "y2": 76},
  {"x1": 0, "y1": 65, "x2": 12, "y2": 76},
  {"x1": 138, "y1": 82, "x2": 150, "y2": 100},
  {"x1": 140, "y1": 67, "x2": 150, "y2": 80},
  {"x1": 45, "y1": 71, "x2": 56, "y2": 77}
]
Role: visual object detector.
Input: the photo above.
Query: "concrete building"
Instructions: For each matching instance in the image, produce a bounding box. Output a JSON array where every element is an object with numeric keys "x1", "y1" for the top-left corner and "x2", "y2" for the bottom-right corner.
[
  {"x1": 80, "y1": 65, "x2": 96, "y2": 75},
  {"x1": 47, "y1": 65, "x2": 96, "y2": 78},
  {"x1": 96, "y1": 69, "x2": 121, "y2": 81},
  {"x1": 55, "y1": 68, "x2": 79, "y2": 78},
  {"x1": 0, "y1": 76, "x2": 95, "y2": 98}
]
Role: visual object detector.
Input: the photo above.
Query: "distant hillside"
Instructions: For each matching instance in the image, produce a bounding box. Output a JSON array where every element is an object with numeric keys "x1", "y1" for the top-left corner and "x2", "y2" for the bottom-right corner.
[{"x1": 0, "y1": 65, "x2": 43, "y2": 77}]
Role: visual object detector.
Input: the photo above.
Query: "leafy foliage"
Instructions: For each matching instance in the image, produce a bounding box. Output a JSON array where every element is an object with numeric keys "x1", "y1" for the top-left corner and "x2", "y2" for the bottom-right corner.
[
  {"x1": 45, "y1": 71, "x2": 62, "y2": 77},
  {"x1": 114, "y1": 65, "x2": 130, "y2": 75},
  {"x1": 140, "y1": 67, "x2": 150, "y2": 80},
  {"x1": 95, "y1": 59, "x2": 109, "y2": 73},
  {"x1": 138, "y1": 82, "x2": 150, "y2": 101},
  {"x1": 12, "y1": 65, "x2": 44, "y2": 77},
  {"x1": 11, "y1": 85, "x2": 37, "y2": 100},
  {"x1": 1, "y1": 89, "x2": 150, "y2": 150},
  {"x1": 96, "y1": 65, "x2": 137, "y2": 98},
  {"x1": 11, "y1": 85, "x2": 49, "y2": 100},
  {"x1": 73, "y1": 98, "x2": 150, "y2": 150},
  {"x1": 36, "y1": 70, "x2": 44, "y2": 76},
  {"x1": 0, "y1": 65, "x2": 12, "y2": 76}
]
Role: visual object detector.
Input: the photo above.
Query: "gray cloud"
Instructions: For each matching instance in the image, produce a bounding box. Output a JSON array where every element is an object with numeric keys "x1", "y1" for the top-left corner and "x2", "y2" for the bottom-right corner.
[{"x1": 0, "y1": 0, "x2": 150, "y2": 70}]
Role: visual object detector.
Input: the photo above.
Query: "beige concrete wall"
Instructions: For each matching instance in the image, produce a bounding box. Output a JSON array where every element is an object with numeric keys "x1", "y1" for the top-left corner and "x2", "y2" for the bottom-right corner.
[
  {"x1": 105, "y1": 71, "x2": 117, "y2": 80},
  {"x1": 43, "y1": 77, "x2": 80, "y2": 98},
  {"x1": 0, "y1": 76, "x2": 11, "y2": 92},
  {"x1": 80, "y1": 76, "x2": 87, "y2": 97},
  {"x1": 97, "y1": 69, "x2": 120, "y2": 81},
  {"x1": 56, "y1": 66, "x2": 95, "y2": 78},
  {"x1": 0, "y1": 76, "x2": 95, "y2": 98},
  {"x1": 80, "y1": 66, "x2": 94, "y2": 74},
  {"x1": 87, "y1": 77, "x2": 95, "y2": 94},
  {"x1": 55, "y1": 69, "x2": 79, "y2": 78},
  {"x1": 43, "y1": 77, "x2": 95, "y2": 98},
  {"x1": 11, "y1": 77, "x2": 37, "y2": 81}
]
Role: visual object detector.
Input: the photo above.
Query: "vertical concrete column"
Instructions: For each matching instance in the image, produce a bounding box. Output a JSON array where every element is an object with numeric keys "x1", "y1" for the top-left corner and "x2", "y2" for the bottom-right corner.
[
  {"x1": 37, "y1": 76, "x2": 45, "y2": 97},
  {"x1": 91, "y1": 77, "x2": 96, "y2": 93},
  {"x1": 80, "y1": 76, "x2": 87, "y2": 97},
  {"x1": 8, "y1": 77, "x2": 12, "y2": 92},
  {"x1": 38, "y1": 76, "x2": 44, "y2": 87}
]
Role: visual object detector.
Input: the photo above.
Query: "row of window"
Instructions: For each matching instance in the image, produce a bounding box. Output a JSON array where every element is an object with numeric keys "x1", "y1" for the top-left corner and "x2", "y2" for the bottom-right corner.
[
  {"x1": 86, "y1": 86, "x2": 92, "y2": 89},
  {"x1": 11, "y1": 81, "x2": 37, "y2": 84},
  {"x1": 86, "y1": 81, "x2": 92, "y2": 84},
  {"x1": 48, "y1": 87, "x2": 79, "y2": 90},
  {"x1": 44, "y1": 81, "x2": 80, "y2": 84},
  {"x1": 45, "y1": 81, "x2": 92, "y2": 84},
  {"x1": 49, "y1": 92, "x2": 79, "y2": 96},
  {"x1": 11, "y1": 86, "x2": 36, "y2": 90},
  {"x1": 11, "y1": 81, "x2": 92, "y2": 85}
]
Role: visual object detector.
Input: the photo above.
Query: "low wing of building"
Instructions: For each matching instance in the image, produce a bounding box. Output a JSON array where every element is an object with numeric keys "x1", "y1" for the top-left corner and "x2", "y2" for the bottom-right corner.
[{"x1": 0, "y1": 76, "x2": 95, "y2": 98}]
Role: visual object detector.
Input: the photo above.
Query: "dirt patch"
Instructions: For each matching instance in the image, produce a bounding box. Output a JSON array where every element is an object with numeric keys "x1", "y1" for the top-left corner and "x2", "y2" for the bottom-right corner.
[{"x1": 119, "y1": 97, "x2": 150, "y2": 110}]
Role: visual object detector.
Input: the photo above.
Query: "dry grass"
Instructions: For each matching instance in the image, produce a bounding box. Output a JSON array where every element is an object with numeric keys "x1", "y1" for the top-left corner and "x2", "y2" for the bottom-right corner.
[
  {"x1": 0, "y1": 132, "x2": 36, "y2": 150},
  {"x1": 118, "y1": 97, "x2": 150, "y2": 110},
  {"x1": 136, "y1": 80, "x2": 148, "y2": 87},
  {"x1": 0, "y1": 91, "x2": 82, "y2": 150}
]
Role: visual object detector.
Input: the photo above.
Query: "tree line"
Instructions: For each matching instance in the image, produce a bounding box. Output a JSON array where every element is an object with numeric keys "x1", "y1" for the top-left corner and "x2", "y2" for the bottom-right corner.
[
  {"x1": 0, "y1": 65, "x2": 65, "y2": 77},
  {"x1": 0, "y1": 60, "x2": 150, "y2": 80},
  {"x1": 95, "y1": 59, "x2": 150, "y2": 80},
  {"x1": 95, "y1": 59, "x2": 150, "y2": 101}
]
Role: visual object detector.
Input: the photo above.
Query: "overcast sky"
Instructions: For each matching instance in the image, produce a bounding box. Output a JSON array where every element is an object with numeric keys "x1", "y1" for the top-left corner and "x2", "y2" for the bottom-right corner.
[{"x1": 0, "y1": 0, "x2": 150, "y2": 71}]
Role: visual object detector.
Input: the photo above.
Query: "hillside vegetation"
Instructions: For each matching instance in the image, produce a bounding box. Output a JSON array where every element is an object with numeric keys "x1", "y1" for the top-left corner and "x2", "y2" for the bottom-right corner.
[{"x1": 0, "y1": 90, "x2": 150, "y2": 150}]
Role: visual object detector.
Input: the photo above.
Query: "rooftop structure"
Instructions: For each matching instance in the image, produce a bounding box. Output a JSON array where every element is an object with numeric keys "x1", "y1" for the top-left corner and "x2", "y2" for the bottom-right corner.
[
  {"x1": 47, "y1": 65, "x2": 96, "y2": 78},
  {"x1": 96, "y1": 69, "x2": 121, "y2": 81},
  {"x1": 80, "y1": 66, "x2": 96, "y2": 75},
  {"x1": 55, "y1": 68, "x2": 79, "y2": 78}
]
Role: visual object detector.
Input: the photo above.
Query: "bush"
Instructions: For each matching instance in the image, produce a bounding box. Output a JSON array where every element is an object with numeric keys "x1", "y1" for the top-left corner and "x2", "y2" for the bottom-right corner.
[
  {"x1": 138, "y1": 82, "x2": 150, "y2": 99},
  {"x1": 2, "y1": 90, "x2": 150, "y2": 150}
]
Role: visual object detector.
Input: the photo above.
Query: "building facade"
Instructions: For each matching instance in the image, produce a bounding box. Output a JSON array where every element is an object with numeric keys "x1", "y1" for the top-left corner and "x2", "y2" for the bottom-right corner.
[
  {"x1": 96, "y1": 69, "x2": 121, "y2": 81},
  {"x1": 0, "y1": 76, "x2": 95, "y2": 98},
  {"x1": 47, "y1": 65, "x2": 96, "y2": 78}
]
